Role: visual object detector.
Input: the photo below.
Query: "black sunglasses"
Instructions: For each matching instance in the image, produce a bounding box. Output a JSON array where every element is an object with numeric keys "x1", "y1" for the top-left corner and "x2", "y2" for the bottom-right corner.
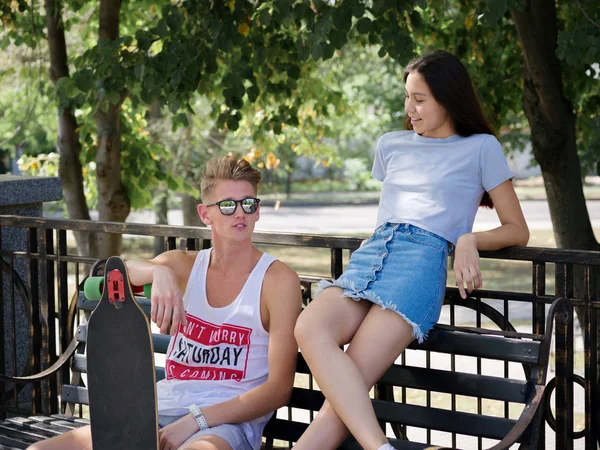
[{"x1": 206, "y1": 197, "x2": 260, "y2": 216}]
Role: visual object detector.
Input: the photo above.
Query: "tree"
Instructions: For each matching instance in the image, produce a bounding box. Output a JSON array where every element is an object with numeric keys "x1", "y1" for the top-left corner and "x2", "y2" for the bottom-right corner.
[
  {"x1": 510, "y1": 0, "x2": 599, "y2": 251},
  {"x1": 2, "y1": 0, "x2": 597, "y2": 258},
  {"x1": 412, "y1": 0, "x2": 599, "y2": 251}
]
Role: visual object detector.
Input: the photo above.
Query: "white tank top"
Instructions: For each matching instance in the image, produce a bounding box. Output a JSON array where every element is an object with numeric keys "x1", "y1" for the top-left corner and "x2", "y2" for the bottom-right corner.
[{"x1": 157, "y1": 249, "x2": 275, "y2": 415}]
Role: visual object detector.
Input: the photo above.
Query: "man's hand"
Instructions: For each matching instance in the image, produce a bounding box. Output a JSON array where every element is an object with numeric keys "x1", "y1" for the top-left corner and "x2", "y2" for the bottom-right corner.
[
  {"x1": 151, "y1": 265, "x2": 187, "y2": 335},
  {"x1": 453, "y1": 233, "x2": 481, "y2": 299},
  {"x1": 158, "y1": 413, "x2": 199, "y2": 450}
]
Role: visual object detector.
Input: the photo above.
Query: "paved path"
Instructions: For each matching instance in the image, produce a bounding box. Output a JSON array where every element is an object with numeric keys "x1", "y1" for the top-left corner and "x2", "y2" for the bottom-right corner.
[{"x1": 126, "y1": 200, "x2": 600, "y2": 235}]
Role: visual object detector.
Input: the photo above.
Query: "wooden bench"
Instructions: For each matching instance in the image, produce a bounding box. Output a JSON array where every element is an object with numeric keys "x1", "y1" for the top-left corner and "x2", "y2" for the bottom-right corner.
[{"x1": 0, "y1": 275, "x2": 569, "y2": 449}]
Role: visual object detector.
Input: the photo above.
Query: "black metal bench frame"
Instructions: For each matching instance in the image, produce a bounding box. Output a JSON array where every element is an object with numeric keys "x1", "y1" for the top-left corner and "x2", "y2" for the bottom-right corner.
[{"x1": 0, "y1": 271, "x2": 570, "y2": 450}]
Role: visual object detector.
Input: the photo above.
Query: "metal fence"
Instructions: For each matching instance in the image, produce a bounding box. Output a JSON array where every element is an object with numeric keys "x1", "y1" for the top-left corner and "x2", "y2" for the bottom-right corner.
[{"x1": 0, "y1": 215, "x2": 598, "y2": 449}]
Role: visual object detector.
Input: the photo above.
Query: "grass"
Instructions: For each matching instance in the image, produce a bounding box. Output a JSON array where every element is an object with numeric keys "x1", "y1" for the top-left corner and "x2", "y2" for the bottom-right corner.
[{"x1": 118, "y1": 228, "x2": 581, "y2": 295}]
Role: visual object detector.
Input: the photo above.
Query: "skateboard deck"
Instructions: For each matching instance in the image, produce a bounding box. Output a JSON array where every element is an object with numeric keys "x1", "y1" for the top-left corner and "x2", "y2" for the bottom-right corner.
[{"x1": 86, "y1": 256, "x2": 159, "y2": 450}]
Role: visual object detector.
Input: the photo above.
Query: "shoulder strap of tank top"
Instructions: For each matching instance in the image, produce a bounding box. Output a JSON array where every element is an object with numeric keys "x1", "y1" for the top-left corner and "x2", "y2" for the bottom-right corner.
[
  {"x1": 182, "y1": 248, "x2": 211, "y2": 310},
  {"x1": 243, "y1": 252, "x2": 277, "y2": 292}
]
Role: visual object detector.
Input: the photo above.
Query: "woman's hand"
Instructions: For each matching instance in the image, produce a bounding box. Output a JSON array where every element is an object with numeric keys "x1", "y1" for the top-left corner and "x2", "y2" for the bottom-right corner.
[
  {"x1": 151, "y1": 266, "x2": 187, "y2": 335},
  {"x1": 453, "y1": 233, "x2": 481, "y2": 299},
  {"x1": 159, "y1": 413, "x2": 199, "y2": 450}
]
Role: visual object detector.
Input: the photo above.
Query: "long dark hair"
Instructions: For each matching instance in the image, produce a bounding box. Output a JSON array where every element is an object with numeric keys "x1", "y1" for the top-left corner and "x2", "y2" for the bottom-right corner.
[{"x1": 403, "y1": 50, "x2": 495, "y2": 208}]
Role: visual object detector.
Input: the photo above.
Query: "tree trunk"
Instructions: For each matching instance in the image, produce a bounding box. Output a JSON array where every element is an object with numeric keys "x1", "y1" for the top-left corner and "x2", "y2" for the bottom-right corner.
[
  {"x1": 512, "y1": 3, "x2": 600, "y2": 441},
  {"x1": 153, "y1": 187, "x2": 168, "y2": 256},
  {"x1": 94, "y1": 0, "x2": 128, "y2": 258},
  {"x1": 286, "y1": 170, "x2": 292, "y2": 199},
  {"x1": 511, "y1": 1, "x2": 598, "y2": 251},
  {"x1": 182, "y1": 193, "x2": 202, "y2": 227},
  {"x1": 45, "y1": 0, "x2": 97, "y2": 257},
  {"x1": 145, "y1": 101, "x2": 169, "y2": 255}
]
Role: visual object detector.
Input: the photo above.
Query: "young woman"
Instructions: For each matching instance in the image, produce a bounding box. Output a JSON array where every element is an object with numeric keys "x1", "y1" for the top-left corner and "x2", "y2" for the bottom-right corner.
[{"x1": 293, "y1": 50, "x2": 529, "y2": 450}]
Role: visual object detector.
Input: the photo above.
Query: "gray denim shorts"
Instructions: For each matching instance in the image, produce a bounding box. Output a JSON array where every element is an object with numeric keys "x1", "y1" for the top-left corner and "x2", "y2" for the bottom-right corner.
[{"x1": 158, "y1": 414, "x2": 254, "y2": 450}]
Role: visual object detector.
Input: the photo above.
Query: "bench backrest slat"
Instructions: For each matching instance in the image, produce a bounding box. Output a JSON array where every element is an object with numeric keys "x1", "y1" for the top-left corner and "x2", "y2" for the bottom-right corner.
[
  {"x1": 282, "y1": 387, "x2": 519, "y2": 441},
  {"x1": 371, "y1": 398, "x2": 517, "y2": 441},
  {"x1": 411, "y1": 327, "x2": 541, "y2": 363},
  {"x1": 378, "y1": 364, "x2": 531, "y2": 403},
  {"x1": 71, "y1": 354, "x2": 166, "y2": 383},
  {"x1": 77, "y1": 293, "x2": 541, "y2": 363},
  {"x1": 296, "y1": 353, "x2": 531, "y2": 403},
  {"x1": 62, "y1": 386, "x2": 89, "y2": 405}
]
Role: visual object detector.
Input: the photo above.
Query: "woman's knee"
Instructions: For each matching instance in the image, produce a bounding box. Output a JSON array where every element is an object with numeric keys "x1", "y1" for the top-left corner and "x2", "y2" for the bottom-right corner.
[
  {"x1": 293, "y1": 306, "x2": 320, "y2": 348},
  {"x1": 295, "y1": 289, "x2": 370, "y2": 349}
]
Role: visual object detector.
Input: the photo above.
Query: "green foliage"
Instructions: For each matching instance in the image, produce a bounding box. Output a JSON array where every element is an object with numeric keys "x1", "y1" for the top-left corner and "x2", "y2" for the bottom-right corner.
[
  {"x1": 343, "y1": 158, "x2": 380, "y2": 191},
  {"x1": 0, "y1": 44, "x2": 56, "y2": 157},
  {"x1": 410, "y1": 0, "x2": 600, "y2": 176},
  {"x1": 2, "y1": 0, "x2": 599, "y2": 220}
]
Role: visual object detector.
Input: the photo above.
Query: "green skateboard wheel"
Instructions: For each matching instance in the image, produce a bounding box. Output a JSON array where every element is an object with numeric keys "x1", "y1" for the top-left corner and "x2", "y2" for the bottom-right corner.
[
  {"x1": 84, "y1": 276, "x2": 104, "y2": 301},
  {"x1": 143, "y1": 283, "x2": 152, "y2": 300}
]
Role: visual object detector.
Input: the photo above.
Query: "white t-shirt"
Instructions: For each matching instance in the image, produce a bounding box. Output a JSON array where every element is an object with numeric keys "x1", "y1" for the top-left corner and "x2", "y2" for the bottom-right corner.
[{"x1": 372, "y1": 131, "x2": 514, "y2": 245}]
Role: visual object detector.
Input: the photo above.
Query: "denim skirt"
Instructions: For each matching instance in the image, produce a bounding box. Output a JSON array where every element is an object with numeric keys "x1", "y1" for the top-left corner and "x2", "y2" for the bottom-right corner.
[{"x1": 318, "y1": 223, "x2": 450, "y2": 343}]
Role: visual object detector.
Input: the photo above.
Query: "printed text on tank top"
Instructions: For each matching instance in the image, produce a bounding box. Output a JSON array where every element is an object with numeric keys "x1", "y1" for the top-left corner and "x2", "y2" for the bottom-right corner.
[{"x1": 163, "y1": 250, "x2": 274, "y2": 384}]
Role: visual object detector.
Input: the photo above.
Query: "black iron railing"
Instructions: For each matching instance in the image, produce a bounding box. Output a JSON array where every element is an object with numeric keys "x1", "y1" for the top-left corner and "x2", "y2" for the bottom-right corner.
[{"x1": 0, "y1": 215, "x2": 598, "y2": 449}]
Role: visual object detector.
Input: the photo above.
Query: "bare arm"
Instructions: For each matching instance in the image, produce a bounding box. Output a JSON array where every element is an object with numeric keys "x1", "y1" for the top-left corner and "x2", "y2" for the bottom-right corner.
[
  {"x1": 454, "y1": 180, "x2": 529, "y2": 298},
  {"x1": 126, "y1": 250, "x2": 197, "y2": 334},
  {"x1": 202, "y1": 262, "x2": 302, "y2": 424},
  {"x1": 461, "y1": 180, "x2": 530, "y2": 250}
]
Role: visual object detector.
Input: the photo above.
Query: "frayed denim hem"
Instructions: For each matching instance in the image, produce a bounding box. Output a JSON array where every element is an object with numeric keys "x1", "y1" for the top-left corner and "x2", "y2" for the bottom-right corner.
[{"x1": 317, "y1": 279, "x2": 427, "y2": 344}]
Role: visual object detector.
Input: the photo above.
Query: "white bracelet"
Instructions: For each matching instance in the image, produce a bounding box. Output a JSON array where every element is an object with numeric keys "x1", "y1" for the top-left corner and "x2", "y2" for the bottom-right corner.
[{"x1": 189, "y1": 404, "x2": 209, "y2": 430}]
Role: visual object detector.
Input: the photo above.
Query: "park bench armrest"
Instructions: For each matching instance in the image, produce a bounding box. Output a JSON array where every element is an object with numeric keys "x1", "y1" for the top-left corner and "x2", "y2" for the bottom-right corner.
[
  {"x1": 0, "y1": 331, "x2": 81, "y2": 383},
  {"x1": 488, "y1": 379, "x2": 545, "y2": 449}
]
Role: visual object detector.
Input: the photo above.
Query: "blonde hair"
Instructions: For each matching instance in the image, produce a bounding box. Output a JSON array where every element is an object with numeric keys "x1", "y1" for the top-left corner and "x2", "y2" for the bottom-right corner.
[{"x1": 201, "y1": 156, "x2": 261, "y2": 200}]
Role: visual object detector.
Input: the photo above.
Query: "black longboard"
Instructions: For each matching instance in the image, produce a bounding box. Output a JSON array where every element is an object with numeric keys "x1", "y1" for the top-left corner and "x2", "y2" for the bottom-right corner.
[{"x1": 86, "y1": 256, "x2": 158, "y2": 449}]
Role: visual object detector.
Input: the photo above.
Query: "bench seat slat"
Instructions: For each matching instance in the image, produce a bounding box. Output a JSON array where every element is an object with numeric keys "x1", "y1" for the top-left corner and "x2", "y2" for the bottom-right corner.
[
  {"x1": 49, "y1": 415, "x2": 89, "y2": 426},
  {"x1": 42, "y1": 420, "x2": 83, "y2": 431},
  {"x1": 0, "y1": 426, "x2": 35, "y2": 447},
  {"x1": 0, "y1": 422, "x2": 53, "y2": 442},
  {"x1": 27, "y1": 422, "x2": 70, "y2": 436},
  {"x1": 0, "y1": 428, "x2": 33, "y2": 448}
]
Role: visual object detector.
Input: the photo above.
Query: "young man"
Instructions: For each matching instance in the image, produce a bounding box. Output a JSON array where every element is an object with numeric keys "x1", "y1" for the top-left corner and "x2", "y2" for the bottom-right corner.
[{"x1": 29, "y1": 156, "x2": 302, "y2": 450}]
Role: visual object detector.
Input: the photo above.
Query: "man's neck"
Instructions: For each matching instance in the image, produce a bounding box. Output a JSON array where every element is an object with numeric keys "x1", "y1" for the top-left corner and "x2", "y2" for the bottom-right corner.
[{"x1": 209, "y1": 238, "x2": 260, "y2": 276}]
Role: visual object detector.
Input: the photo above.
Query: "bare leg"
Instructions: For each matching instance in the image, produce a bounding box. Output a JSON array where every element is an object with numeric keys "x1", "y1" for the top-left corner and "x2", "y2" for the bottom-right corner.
[
  {"x1": 179, "y1": 435, "x2": 232, "y2": 450},
  {"x1": 295, "y1": 295, "x2": 414, "y2": 450},
  {"x1": 26, "y1": 425, "x2": 92, "y2": 450},
  {"x1": 292, "y1": 288, "x2": 374, "y2": 449}
]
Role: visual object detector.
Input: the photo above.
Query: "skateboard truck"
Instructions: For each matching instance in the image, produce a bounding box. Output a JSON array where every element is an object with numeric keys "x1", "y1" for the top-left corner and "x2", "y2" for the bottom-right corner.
[{"x1": 107, "y1": 269, "x2": 126, "y2": 303}]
